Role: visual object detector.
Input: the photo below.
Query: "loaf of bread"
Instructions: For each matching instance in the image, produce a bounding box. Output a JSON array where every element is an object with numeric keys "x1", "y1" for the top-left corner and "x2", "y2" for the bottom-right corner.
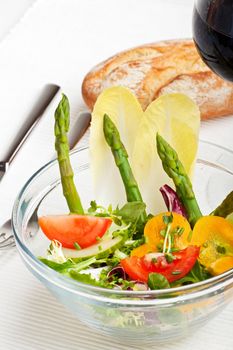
[{"x1": 82, "y1": 39, "x2": 233, "y2": 120}]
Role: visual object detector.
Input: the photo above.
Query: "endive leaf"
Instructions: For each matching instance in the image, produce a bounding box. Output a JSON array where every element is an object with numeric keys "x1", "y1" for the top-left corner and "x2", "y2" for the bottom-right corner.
[
  {"x1": 131, "y1": 93, "x2": 200, "y2": 213},
  {"x1": 90, "y1": 86, "x2": 143, "y2": 207}
]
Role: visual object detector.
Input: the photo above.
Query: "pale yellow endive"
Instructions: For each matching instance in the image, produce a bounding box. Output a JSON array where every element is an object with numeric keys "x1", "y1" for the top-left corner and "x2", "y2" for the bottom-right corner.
[{"x1": 90, "y1": 86, "x2": 200, "y2": 214}]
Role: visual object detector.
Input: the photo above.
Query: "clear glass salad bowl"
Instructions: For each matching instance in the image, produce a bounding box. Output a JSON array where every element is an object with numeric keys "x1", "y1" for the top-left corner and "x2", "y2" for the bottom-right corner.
[{"x1": 12, "y1": 140, "x2": 233, "y2": 345}]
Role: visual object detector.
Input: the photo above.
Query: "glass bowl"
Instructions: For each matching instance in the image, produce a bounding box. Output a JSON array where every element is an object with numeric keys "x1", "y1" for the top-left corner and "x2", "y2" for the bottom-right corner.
[{"x1": 12, "y1": 140, "x2": 233, "y2": 345}]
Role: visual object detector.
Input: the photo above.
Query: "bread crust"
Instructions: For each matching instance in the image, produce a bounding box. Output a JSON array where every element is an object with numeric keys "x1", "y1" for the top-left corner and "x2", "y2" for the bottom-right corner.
[{"x1": 82, "y1": 39, "x2": 233, "y2": 119}]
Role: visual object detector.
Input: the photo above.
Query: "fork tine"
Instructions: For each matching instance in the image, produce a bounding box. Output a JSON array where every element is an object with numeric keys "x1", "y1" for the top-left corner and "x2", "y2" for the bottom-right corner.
[
  {"x1": 0, "y1": 233, "x2": 15, "y2": 249},
  {"x1": 0, "y1": 243, "x2": 15, "y2": 250},
  {"x1": 0, "y1": 240, "x2": 15, "y2": 249},
  {"x1": 0, "y1": 234, "x2": 14, "y2": 244}
]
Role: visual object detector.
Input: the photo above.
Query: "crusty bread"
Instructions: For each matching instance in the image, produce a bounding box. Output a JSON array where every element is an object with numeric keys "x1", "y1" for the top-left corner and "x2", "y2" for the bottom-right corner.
[{"x1": 82, "y1": 39, "x2": 233, "y2": 120}]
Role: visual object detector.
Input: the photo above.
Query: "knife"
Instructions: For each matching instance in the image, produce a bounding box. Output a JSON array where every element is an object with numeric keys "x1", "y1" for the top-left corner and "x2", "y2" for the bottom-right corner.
[{"x1": 0, "y1": 84, "x2": 60, "y2": 181}]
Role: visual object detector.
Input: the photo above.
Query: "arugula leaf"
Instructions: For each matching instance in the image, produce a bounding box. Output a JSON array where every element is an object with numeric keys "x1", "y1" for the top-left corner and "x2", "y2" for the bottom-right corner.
[
  {"x1": 114, "y1": 249, "x2": 127, "y2": 260},
  {"x1": 87, "y1": 201, "x2": 114, "y2": 218},
  {"x1": 88, "y1": 200, "x2": 148, "y2": 238},
  {"x1": 40, "y1": 257, "x2": 96, "y2": 274},
  {"x1": 39, "y1": 258, "x2": 74, "y2": 272},
  {"x1": 113, "y1": 237, "x2": 145, "y2": 257},
  {"x1": 189, "y1": 260, "x2": 211, "y2": 281},
  {"x1": 148, "y1": 273, "x2": 170, "y2": 290},
  {"x1": 70, "y1": 270, "x2": 117, "y2": 289},
  {"x1": 69, "y1": 271, "x2": 103, "y2": 286},
  {"x1": 113, "y1": 201, "x2": 146, "y2": 223}
]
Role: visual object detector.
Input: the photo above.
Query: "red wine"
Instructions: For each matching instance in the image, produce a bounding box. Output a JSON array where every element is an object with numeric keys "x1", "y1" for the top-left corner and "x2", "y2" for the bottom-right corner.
[{"x1": 193, "y1": 0, "x2": 233, "y2": 81}]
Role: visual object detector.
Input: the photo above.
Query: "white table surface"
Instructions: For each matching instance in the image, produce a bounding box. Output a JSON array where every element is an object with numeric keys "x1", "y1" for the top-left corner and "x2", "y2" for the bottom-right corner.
[{"x1": 0, "y1": 1, "x2": 233, "y2": 349}]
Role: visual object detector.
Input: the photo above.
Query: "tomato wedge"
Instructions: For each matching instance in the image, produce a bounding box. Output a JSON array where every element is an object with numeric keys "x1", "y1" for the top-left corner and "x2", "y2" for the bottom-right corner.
[
  {"x1": 121, "y1": 246, "x2": 200, "y2": 283},
  {"x1": 38, "y1": 215, "x2": 112, "y2": 249}
]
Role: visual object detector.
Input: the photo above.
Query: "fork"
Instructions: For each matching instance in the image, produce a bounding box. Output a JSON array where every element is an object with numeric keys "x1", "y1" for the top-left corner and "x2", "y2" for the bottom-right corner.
[{"x1": 0, "y1": 196, "x2": 44, "y2": 250}]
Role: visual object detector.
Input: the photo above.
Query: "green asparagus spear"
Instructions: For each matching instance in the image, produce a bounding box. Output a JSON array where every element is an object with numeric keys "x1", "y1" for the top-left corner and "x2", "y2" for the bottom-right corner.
[
  {"x1": 156, "y1": 133, "x2": 202, "y2": 227},
  {"x1": 211, "y1": 191, "x2": 233, "y2": 218},
  {"x1": 103, "y1": 114, "x2": 147, "y2": 222},
  {"x1": 54, "y1": 94, "x2": 84, "y2": 214}
]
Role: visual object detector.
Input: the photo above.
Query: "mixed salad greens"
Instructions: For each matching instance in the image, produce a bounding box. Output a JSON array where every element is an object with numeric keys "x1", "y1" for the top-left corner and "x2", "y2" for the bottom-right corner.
[{"x1": 39, "y1": 91, "x2": 233, "y2": 291}]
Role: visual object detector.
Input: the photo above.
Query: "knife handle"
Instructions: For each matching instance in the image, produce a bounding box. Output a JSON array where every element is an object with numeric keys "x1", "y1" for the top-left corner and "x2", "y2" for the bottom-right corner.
[
  {"x1": 0, "y1": 162, "x2": 7, "y2": 171},
  {"x1": 0, "y1": 162, "x2": 8, "y2": 181}
]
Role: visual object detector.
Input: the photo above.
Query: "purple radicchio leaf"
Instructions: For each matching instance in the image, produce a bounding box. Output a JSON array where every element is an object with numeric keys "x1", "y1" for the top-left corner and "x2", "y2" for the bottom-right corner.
[
  {"x1": 160, "y1": 184, "x2": 187, "y2": 218},
  {"x1": 107, "y1": 266, "x2": 127, "y2": 281}
]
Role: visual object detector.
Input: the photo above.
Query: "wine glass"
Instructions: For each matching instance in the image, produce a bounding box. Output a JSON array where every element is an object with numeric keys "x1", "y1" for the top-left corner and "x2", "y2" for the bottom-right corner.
[{"x1": 193, "y1": 0, "x2": 233, "y2": 81}]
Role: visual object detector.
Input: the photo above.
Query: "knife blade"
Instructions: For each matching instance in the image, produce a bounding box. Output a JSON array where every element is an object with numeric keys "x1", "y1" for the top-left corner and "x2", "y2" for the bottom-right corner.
[
  {"x1": 69, "y1": 111, "x2": 91, "y2": 150},
  {"x1": 0, "y1": 84, "x2": 60, "y2": 181}
]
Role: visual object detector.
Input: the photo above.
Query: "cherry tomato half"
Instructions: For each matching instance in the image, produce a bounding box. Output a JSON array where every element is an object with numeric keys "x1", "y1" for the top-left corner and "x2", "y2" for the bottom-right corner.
[
  {"x1": 39, "y1": 215, "x2": 112, "y2": 249},
  {"x1": 121, "y1": 246, "x2": 199, "y2": 283}
]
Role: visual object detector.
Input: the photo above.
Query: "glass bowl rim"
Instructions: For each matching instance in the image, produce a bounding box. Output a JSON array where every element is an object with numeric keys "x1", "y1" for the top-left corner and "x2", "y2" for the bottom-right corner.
[{"x1": 12, "y1": 140, "x2": 233, "y2": 303}]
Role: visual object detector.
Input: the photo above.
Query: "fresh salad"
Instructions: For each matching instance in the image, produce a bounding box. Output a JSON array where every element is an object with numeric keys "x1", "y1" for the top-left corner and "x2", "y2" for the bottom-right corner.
[{"x1": 38, "y1": 88, "x2": 233, "y2": 291}]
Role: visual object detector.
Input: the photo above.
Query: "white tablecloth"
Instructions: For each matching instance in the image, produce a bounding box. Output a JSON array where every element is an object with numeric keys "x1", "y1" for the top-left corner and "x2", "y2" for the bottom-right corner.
[{"x1": 0, "y1": 1, "x2": 233, "y2": 349}]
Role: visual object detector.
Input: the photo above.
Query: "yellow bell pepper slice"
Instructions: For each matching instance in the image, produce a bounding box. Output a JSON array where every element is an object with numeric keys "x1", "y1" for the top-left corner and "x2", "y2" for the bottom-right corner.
[
  {"x1": 186, "y1": 216, "x2": 233, "y2": 268},
  {"x1": 209, "y1": 256, "x2": 233, "y2": 276},
  {"x1": 131, "y1": 212, "x2": 191, "y2": 257}
]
